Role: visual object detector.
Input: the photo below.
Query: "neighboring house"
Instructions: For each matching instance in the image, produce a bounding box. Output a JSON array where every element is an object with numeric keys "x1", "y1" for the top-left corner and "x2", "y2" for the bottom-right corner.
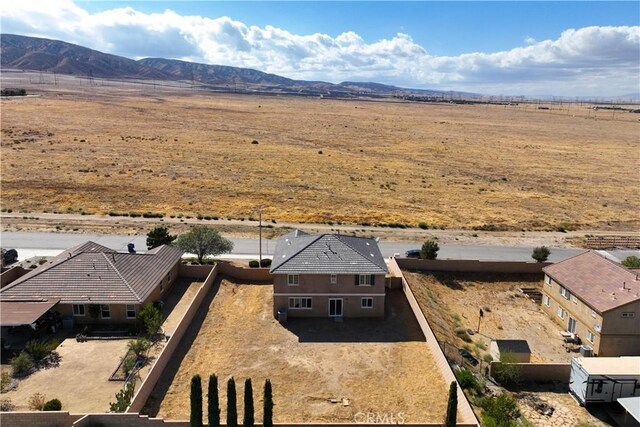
[
  {"x1": 0, "y1": 241, "x2": 183, "y2": 324},
  {"x1": 541, "y1": 251, "x2": 640, "y2": 357},
  {"x1": 489, "y1": 339, "x2": 531, "y2": 363},
  {"x1": 270, "y1": 230, "x2": 388, "y2": 318},
  {"x1": 569, "y1": 357, "x2": 640, "y2": 405}
]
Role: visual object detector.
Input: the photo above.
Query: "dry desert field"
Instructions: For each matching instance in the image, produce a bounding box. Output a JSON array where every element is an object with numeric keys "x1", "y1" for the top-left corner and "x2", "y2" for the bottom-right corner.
[
  {"x1": 146, "y1": 280, "x2": 451, "y2": 424},
  {"x1": 1, "y1": 81, "x2": 639, "y2": 231}
]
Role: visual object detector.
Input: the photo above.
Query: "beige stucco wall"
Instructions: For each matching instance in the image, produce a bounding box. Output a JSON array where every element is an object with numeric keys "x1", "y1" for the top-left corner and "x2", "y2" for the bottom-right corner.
[{"x1": 273, "y1": 273, "x2": 386, "y2": 318}]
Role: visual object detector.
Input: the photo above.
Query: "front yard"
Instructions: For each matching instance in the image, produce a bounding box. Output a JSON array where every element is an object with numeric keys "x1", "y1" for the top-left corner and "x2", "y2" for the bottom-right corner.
[{"x1": 146, "y1": 280, "x2": 452, "y2": 424}]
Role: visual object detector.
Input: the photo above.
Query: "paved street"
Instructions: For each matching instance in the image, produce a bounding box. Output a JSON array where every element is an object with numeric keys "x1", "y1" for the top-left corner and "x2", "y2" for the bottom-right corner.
[{"x1": 0, "y1": 231, "x2": 599, "y2": 262}]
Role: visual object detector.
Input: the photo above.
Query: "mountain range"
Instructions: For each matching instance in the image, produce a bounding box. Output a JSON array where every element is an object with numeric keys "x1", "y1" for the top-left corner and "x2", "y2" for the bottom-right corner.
[{"x1": 1, "y1": 34, "x2": 475, "y2": 98}]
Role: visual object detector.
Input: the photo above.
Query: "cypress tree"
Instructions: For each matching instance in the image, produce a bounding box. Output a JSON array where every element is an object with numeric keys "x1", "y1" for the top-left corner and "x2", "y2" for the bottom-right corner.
[
  {"x1": 263, "y1": 379, "x2": 273, "y2": 427},
  {"x1": 227, "y1": 376, "x2": 238, "y2": 427},
  {"x1": 243, "y1": 378, "x2": 254, "y2": 427},
  {"x1": 208, "y1": 374, "x2": 220, "y2": 427},
  {"x1": 190, "y1": 374, "x2": 203, "y2": 427},
  {"x1": 444, "y1": 381, "x2": 457, "y2": 427}
]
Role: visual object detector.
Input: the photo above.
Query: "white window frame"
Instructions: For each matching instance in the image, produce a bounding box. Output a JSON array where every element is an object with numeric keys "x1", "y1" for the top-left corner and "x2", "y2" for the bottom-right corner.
[
  {"x1": 361, "y1": 297, "x2": 373, "y2": 309},
  {"x1": 72, "y1": 304, "x2": 85, "y2": 317},
  {"x1": 559, "y1": 286, "x2": 571, "y2": 300},
  {"x1": 622, "y1": 312, "x2": 636, "y2": 318},
  {"x1": 358, "y1": 274, "x2": 372, "y2": 286},
  {"x1": 557, "y1": 307, "x2": 566, "y2": 319},
  {"x1": 587, "y1": 331, "x2": 595, "y2": 343},
  {"x1": 544, "y1": 276, "x2": 551, "y2": 286},
  {"x1": 126, "y1": 304, "x2": 136, "y2": 319},
  {"x1": 288, "y1": 297, "x2": 312, "y2": 309},
  {"x1": 100, "y1": 304, "x2": 111, "y2": 319},
  {"x1": 542, "y1": 295, "x2": 550, "y2": 306},
  {"x1": 287, "y1": 274, "x2": 299, "y2": 286},
  {"x1": 330, "y1": 274, "x2": 337, "y2": 284},
  {"x1": 591, "y1": 310, "x2": 597, "y2": 318},
  {"x1": 571, "y1": 295, "x2": 578, "y2": 304}
]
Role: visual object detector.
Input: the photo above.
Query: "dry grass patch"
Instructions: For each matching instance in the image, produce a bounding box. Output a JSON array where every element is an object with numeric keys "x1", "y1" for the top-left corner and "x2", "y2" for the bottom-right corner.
[
  {"x1": 146, "y1": 280, "x2": 450, "y2": 423},
  {"x1": 1, "y1": 88, "x2": 638, "y2": 230}
]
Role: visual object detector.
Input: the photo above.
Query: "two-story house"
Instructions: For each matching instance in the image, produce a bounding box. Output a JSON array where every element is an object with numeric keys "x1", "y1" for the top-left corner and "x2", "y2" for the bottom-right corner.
[
  {"x1": 270, "y1": 230, "x2": 388, "y2": 318},
  {"x1": 541, "y1": 251, "x2": 640, "y2": 357}
]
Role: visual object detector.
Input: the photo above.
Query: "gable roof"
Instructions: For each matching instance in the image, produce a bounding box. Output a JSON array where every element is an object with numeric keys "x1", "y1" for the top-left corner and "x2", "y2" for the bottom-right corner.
[
  {"x1": 493, "y1": 339, "x2": 531, "y2": 354},
  {"x1": 270, "y1": 230, "x2": 387, "y2": 274},
  {"x1": 0, "y1": 242, "x2": 183, "y2": 305},
  {"x1": 543, "y1": 251, "x2": 640, "y2": 313}
]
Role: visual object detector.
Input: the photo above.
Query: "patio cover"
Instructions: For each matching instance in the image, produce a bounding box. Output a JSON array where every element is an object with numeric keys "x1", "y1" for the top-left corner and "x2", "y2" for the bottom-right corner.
[
  {"x1": 0, "y1": 299, "x2": 60, "y2": 326},
  {"x1": 618, "y1": 397, "x2": 640, "y2": 424}
]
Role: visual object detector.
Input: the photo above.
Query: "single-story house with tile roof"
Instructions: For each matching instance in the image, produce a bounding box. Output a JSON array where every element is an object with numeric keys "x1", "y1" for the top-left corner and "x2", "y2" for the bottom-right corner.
[
  {"x1": 541, "y1": 251, "x2": 640, "y2": 357},
  {"x1": 270, "y1": 230, "x2": 388, "y2": 318},
  {"x1": 0, "y1": 241, "x2": 183, "y2": 325}
]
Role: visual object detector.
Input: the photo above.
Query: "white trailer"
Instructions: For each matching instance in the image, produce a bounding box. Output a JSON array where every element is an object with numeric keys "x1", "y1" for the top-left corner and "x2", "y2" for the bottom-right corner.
[{"x1": 569, "y1": 357, "x2": 640, "y2": 405}]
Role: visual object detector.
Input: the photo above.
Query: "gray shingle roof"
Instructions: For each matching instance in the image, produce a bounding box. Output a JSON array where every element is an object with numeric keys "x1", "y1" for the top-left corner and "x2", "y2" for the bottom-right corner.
[
  {"x1": 270, "y1": 230, "x2": 387, "y2": 274},
  {"x1": 0, "y1": 242, "x2": 183, "y2": 304}
]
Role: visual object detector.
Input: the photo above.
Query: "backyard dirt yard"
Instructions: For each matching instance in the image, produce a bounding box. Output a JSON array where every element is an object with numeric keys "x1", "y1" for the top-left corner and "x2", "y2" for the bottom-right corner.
[
  {"x1": 404, "y1": 271, "x2": 572, "y2": 363},
  {"x1": 1, "y1": 81, "x2": 638, "y2": 231},
  {"x1": 146, "y1": 280, "x2": 451, "y2": 424},
  {"x1": 2, "y1": 338, "x2": 129, "y2": 412}
]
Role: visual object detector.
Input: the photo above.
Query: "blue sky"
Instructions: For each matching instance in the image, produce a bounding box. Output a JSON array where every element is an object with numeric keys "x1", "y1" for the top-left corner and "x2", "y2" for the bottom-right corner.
[{"x1": 2, "y1": 1, "x2": 639, "y2": 96}]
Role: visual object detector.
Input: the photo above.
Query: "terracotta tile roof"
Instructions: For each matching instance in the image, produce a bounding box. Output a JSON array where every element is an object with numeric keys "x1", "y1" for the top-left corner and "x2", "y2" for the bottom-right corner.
[
  {"x1": 270, "y1": 230, "x2": 388, "y2": 274},
  {"x1": 0, "y1": 242, "x2": 183, "y2": 305},
  {"x1": 543, "y1": 251, "x2": 640, "y2": 313}
]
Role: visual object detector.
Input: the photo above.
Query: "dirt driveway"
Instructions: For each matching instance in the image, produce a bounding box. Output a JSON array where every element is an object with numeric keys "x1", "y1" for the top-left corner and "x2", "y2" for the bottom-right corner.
[
  {"x1": 405, "y1": 271, "x2": 572, "y2": 363},
  {"x1": 146, "y1": 280, "x2": 451, "y2": 424},
  {"x1": 3, "y1": 338, "x2": 129, "y2": 412}
]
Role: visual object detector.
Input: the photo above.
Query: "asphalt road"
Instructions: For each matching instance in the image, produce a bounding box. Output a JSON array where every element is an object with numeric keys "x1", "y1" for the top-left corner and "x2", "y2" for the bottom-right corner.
[{"x1": 0, "y1": 231, "x2": 591, "y2": 262}]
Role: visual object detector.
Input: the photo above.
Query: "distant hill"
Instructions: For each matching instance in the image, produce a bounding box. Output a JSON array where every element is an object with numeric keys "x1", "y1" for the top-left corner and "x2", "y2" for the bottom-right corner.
[{"x1": 1, "y1": 33, "x2": 474, "y2": 98}]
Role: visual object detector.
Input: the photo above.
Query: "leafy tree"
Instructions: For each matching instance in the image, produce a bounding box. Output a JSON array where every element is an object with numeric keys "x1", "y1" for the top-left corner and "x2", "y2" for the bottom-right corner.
[
  {"x1": 175, "y1": 226, "x2": 234, "y2": 264},
  {"x1": 531, "y1": 246, "x2": 550, "y2": 263},
  {"x1": 109, "y1": 381, "x2": 135, "y2": 412},
  {"x1": 208, "y1": 374, "x2": 221, "y2": 427},
  {"x1": 138, "y1": 304, "x2": 163, "y2": 337},
  {"x1": 420, "y1": 239, "x2": 440, "y2": 260},
  {"x1": 481, "y1": 395, "x2": 520, "y2": 427},
  {"x1": 146, "y1": 226, "x2": 176, "y2": 249},
  {"x1": 243, "y1": 378, "x2": 254, "y2": 427},
  {"x1": 191, "y1": 374, "x2": 203, "y2": 427},
  {"x1": 227, "y1": 377, "x2": 238, "y2": 427},
  {"x1": 10, "y1": 351, "x2": 34, "y2": 376},
  {"x1": 622, "y1": 255, "x2": 640, "y2": 268},
  {"x1": 128, "y1": 338, "x2": 151, "y2": 358},
  {"x1": 493, "y1": 352, "x2": 521, "y2": 385},
  {"x1": 444, "y1": 381, "x2": 457, "y2": 427},
  {"x1": 263, "y1": 379, "x2": 273, "y2": 427}
]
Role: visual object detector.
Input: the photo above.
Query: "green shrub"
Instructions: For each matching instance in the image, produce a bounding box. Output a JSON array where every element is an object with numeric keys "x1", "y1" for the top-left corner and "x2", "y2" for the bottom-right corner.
[
  {"x1": 28, "y1": 392, "x2": 46, "y2": 410},
  {"x1": 249, "y1": 260, "x2": 259, "y2": 268},
  {"x1": 483, "y1": 354, "x2": 494, "y2": 363},
  {"x1": 259, "y1": 259, "x2": 272, "y2": 268},
  {"x1": 109, "y1": 381, "x2": 135, "y2": 412},
  {"x1": 43, "y1": 398, "x2": 62, "y2": 411},
  {"x1": 622, "y1": 256, "x2": 640, "y2": 268},
  {"x1": 122, "y1": 354, "x2": 137, "y2": 375},
  {"x1": 128, "y1": 338, "x2": 151, "y2": 358},
  {"x1": 1, "y1": 371, "x2": 11, "y2": 391},
  {"x1": 0, "y1": 398, "x2": 15, "y2": 411},
  {"x1": 138, "y1": 304, "x2": 163, "y2": 337},
  {"x1": 11, "y1": 352, "x2": 34, "y2": 376},
  {"x1": 480, "y1": 395, "x2": 520, "y2": 427},
  {"x1": 25, "y1": 339, "x2": 59, "y2": 361},
  {"x1": 418, "y1": 222, "x2": 429, "y2": 230},
  {"x1": 455, "y1": 368, "x2": 477, "y2": 390},
  {"x1": 420, "y1": 240, "x2": 440, "y2": 259}
]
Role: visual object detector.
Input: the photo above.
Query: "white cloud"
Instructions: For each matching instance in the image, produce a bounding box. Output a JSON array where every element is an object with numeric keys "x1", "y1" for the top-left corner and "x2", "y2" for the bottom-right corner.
[{"x1": 1, "y1": 0, "x2": 638, "y2": 96}]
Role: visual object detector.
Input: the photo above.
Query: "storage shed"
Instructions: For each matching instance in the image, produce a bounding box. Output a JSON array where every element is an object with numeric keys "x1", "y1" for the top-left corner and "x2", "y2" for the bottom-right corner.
[
  {"x1": 490, "y1": 339, "x2": 532, "y2": 363},
  {"x1": 569, "y1": 357, "x2": 640, "y2": 405}
]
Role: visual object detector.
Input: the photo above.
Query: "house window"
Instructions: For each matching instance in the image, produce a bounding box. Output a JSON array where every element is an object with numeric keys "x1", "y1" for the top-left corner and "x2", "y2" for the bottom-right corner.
[
  {"x1": 358, "y1": 275, "x2": 372, "y2": 286},
  {"x1": 288, "y1": 297, "x2": 312, "y2": 309},
  {"x1": 556, "y1": 307, "x2": 566, "y2": 319},
  {"x1": 101, "y1": 304, "x2": 111, "y2": 319},
  {"x1": 72, "y1": 304, "x2": 85, "y2": 316},
  {"x1": 330, "y1": 274, "x2": 337, "y2": 284},
  {"x1": 361, "y1": 297, "x2": 373, "y2": 309},
  {"x1": 542, "y1": 295, "x2": 550, "y2": 306},
  {"x1": 587, "y1": 331, "x2": 595, "y2": 343},
  {"x1": 594, "y1": 380, "x2": 603, "y2": 394},
  {"x1": 168, "y1": 271, "x2": 172, "y2": 282},
  {"x1": 559, "y1": 286, "x2": 571, "y2": 300},
  {"x1": 287, "y1": 275, "x2": 299, "y2": 286},
  {"x1": 622, "y1": 312, "x2": 636, "y2": 318},
  {"x1": 126, "y1": 305, "x2": 136, "y2": 319},
  {"x1": 544, "y1": 276, "x2": 551, "y2": 286},
  {"x1": 571, "y1": 295, "x2": 578, "y2": 304},
  {"x1": 160, "y1": 281, "x2": 164, "y2": 292},
  {"x1": 591, "y1": 310, "x2": 597, "y2": 318}
]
